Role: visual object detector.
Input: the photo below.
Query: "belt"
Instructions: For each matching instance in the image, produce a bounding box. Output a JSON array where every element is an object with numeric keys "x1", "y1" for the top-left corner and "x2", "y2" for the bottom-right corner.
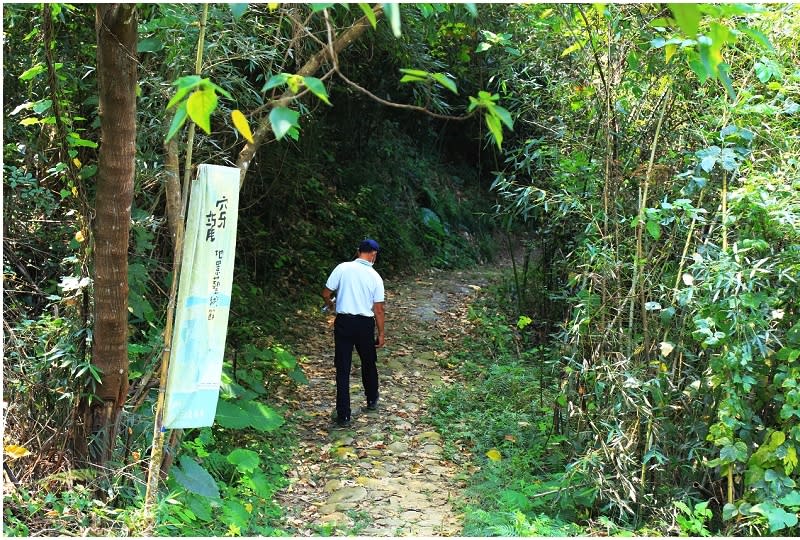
[{"x1": 337, "y1": 313, "x2": 372, "y2": 318}]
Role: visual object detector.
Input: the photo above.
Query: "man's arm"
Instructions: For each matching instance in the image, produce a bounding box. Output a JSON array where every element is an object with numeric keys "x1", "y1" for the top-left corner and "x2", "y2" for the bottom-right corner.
[
  {"x1": 322, "y1": 287, "x2": 336, "y2": 312},
  {"x1": 373, "y1": 301, "x2": 385, "y2": 348}
]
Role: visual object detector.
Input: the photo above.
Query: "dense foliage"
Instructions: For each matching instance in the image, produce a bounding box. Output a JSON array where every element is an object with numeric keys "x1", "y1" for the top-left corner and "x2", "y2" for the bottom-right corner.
[
  {"x1": 3, "y1": 2, "x2": 799, "y2": 537},
  {"x1": 430, "y1": 2, "x2": 799, "y2": 536}
]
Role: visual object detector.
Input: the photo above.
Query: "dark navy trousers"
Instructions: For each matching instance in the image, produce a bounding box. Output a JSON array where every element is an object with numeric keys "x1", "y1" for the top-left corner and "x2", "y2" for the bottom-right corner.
[{"x1": 334, "y1": 313, "x2": 379, "y2": 420}]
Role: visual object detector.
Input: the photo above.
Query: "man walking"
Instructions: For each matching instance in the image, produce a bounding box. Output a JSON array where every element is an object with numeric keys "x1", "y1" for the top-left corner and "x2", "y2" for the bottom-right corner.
[{"x1": 322, "y1": 239, "x2": 385, "y2": 427}]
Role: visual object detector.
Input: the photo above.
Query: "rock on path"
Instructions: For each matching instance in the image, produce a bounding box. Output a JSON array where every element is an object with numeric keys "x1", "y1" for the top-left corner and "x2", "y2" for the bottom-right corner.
[{"x1": 276, "y1": 266, "x2": 499, "y2": 536}]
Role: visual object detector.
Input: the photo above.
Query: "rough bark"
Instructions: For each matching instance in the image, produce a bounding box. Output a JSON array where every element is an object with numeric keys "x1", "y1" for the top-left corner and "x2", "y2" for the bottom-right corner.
[{"x1": 87, "y1": 3, "x2": 137, "y2": 464}]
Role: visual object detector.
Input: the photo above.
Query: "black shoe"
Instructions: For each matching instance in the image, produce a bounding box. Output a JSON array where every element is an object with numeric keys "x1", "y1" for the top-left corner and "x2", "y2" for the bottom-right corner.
[
  {"x1": 367, "y1": 397, "x2": 379, "y2": 411},
  {"x1": 333, "y1": 411, "x2": 351, "y2": 427}
]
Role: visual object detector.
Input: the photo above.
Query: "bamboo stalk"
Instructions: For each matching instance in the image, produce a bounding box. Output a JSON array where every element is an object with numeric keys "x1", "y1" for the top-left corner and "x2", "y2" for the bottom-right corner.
[
  {"x1": 628, "y1": 88, "x2": 671, "y2": 357},
  {"x1": 141, "y1": 4, "x2": 209, "y2": 534}
]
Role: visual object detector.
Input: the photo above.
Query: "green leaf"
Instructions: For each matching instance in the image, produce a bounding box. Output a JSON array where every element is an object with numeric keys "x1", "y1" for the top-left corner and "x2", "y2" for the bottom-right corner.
[
  {"x1": 222, "y1": 499, "x2": 250, "y2": 528},
  {"x1": 19, "y1": 63, "x2": 45, "y2": 81},
  {"x1": 668, "y1": 3, "x2": 701, "y2": 37},
  {"x1": 646, "y1": 219, "x2": 661, "y2": 240},
  {"x1": 476, "y1": 42, "x2": 492, "y2": 53},
  {"x1": 431, "y1": 73, "x2": 458, "y2": 95},
  {"x1": 167, "y1": 76, "x2": 204, "y2": 109},
  {"x1": 262, "y1": 73, "x2": 289, "y2": 92},
  {"x1": 750, "y1": 502, "x2": 798, "y2": 532},
  {"x1": 19, "y1": 117, "x2": 39, "y2": 126},
  {"x1": 311, "y1": 3, "x2": 335, "y2": 12},
  {"x1": 66, "y1": 133, "x2": 98, "y2": 149},
  {"x1": 303, "y1": 76, "x2": 331, "y2": 105},
  {"x1": 399, "y1": 68, "x2": 429, "y2": 77},
  {"x1": 489, "y1": 104, "x2": 513, "y2": 129},
  {"x1": 165, "y1": 102, "x2": 188, "y2": 143},
  {"x1": 717, "y1": 63, "x2": 736, "y2": 101},
  {"x1": 171, "y1": 456, "x2": 220, "y2": 499},
  {"x1": 186, "y1": 87, "x2": 217, "y2": 134},
  {"x1": 739, "y1": 25, "x2": 774, "y2": 52},
  {"x1": 779, "y1": 491, "x2": 800, "y2": 507},
  {"x1": 399, "y1": 74, "x2": 427, "y2": 83},
  {"x1": 229, "y1": 3, "x2": 248, "y2": 19},
  {"x1": 384, "y1": 3, "x2": 401, "y2": 37},
  {"x1": 269, "y1": 107, "x2": 300, "y2": 141},
  {"x1": 240, "y1": 401, "x2": 284, "y2": 432},
  {"x1": 174, "y1": 74, "x2": 204, "y2": 90},
  {"x1": 227, "y1": 448, "x2": 260, "y2": 473},
  {"x1": 464, "y1": 3, "x2": 478, "y2": 17},
  {"x1": 32, "y1": 99, "x2": 52, "y2": 114},
  {"x1": 137, "y1": 37, "x2": 163, "y2": 53},
  {"x1": 486, "y1": 113, "x2": 503, "y2": 149},
  {"x1": 358, "y1": 3, "x2": 377, "y2": 28},
  {"x1": 246, "y1": 469, "x2": 275, "y2": 498},
  {"x1": 214, "y1": 399, "x2": 250, "y2": 429}
]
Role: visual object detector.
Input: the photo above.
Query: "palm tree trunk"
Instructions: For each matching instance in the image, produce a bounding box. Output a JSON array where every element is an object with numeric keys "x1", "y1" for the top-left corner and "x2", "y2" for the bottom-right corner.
[{"x1": 83, "y1": 3, "x2": 137, "y2": 465}]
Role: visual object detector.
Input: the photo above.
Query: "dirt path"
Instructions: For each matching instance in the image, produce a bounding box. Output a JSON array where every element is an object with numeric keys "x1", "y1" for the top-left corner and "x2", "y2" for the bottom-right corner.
[{"x1": 275, "y1": 264, "x2": 503, "y2": 536}]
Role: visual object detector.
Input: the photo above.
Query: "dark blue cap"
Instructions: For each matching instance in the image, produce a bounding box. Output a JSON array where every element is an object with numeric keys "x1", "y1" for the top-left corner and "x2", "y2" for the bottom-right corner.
[{"x1": 358, "y1": 238, "x2": 380, "y2": 252}]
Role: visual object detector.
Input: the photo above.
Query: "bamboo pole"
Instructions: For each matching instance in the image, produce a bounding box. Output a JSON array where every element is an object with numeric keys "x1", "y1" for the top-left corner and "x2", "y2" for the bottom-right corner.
[
  {"x1": 141, "y1": 5, "x2": 209, "y2": 534},
  {"x1": 628, "y1": 88, "x2": 670, "y2": 357}
]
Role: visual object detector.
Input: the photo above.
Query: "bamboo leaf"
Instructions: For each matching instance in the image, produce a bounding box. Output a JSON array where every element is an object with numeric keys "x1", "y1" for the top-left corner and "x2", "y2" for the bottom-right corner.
[
  {"x1": 384, "y1": 3, "x2": 401, "y2": 37},
  {"x1": 431, "y1": 73, "x2": 458, "y2": 95},
  {"x1": 358, "y1": 3, "x2": 377, "y2": 28}
]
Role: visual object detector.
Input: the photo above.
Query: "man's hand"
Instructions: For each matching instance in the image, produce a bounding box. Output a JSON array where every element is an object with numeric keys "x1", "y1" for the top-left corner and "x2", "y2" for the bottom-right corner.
[{"x1": 375, "y1": 334, "x2": 385, "y2": 348}]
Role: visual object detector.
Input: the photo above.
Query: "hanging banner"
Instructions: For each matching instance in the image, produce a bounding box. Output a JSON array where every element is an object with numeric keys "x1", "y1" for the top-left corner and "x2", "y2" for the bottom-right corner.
[{"x1": 163, "y1": 164, "x2": 240, "y2": 428}]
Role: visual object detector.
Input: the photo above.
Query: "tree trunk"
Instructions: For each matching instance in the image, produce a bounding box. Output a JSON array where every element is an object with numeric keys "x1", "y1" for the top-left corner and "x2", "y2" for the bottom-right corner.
[{"x1": 84, "y1": 3, "x2": 137, "y2": 465}]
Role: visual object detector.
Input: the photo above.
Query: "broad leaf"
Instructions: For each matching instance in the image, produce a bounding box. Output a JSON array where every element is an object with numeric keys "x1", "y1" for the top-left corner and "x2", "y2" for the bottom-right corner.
[
  {"x1": 172, "y1": 456, "x2": 220, "y2": 499},
  {"x1": 186, "y1": 87, "x2": 218, "y2": 134},
  {"x1": 229, "y1": 3, "x2": 248, "y2": 19},
  {"x1": 303, "y1": 76, "x2": 331, "y2": 105},
  {"x1": 646, "y1": 219, "x2": 661, "y2": 240},
  {"x1": 489, "y1": 105, "x2": 513, "y2": 129},
  {"x1": 19, "y1": 63, "x2": 45, "y2": 81},
  {"x1": 231, "y1": 109, "x2": 254, "y2": 143},
  {"x1": 311, "y1": 3, "x2": 335, "y2": 12},
  {"x1": 165, "y1": 102, "x2": 188, "y2": 143},
  {"x1": 263, "y1": 73, "x2": 290, "y2": 92},
  {"x1": 137, "y1": 37, "x2": 163, "y2": 53},
  {"x1": 240, "y1": 401, "x2": 284, "y2": 432},
  {"x1": 485, "y1": 113, "x2": 503, "y2": 149},
  {"x1": 227, "y1": 448, "x2": 260, "y2": 473},
  {"x1": 269, "y1": 107, "x2": 300, "y2": 141},
  {"x1": 167, "y1": 76, "x2": 204, "y2": 109},
  {"x1": 668, "y1": 3, "x2": 701, "y2": 37},
  {"x1": 215, "y1": 399, "x2": 251, "y2": 429}
]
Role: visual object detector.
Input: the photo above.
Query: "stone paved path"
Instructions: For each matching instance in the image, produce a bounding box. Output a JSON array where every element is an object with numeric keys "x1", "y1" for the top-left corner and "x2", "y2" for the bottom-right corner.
[{"x1": 276, "y1": 265, "x2": 502, "y2": 536}]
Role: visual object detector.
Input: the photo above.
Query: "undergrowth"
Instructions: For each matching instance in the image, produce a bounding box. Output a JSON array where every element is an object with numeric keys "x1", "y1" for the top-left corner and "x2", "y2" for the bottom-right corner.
[{"x1": 427, "y1": 280, "x2": 646, "y2": 537}]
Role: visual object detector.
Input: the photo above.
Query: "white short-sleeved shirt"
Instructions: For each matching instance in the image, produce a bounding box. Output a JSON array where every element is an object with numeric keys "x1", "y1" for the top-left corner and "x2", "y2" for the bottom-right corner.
[{"x1": 325, "y1": 259, "x2": 384, "y2": 316}]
